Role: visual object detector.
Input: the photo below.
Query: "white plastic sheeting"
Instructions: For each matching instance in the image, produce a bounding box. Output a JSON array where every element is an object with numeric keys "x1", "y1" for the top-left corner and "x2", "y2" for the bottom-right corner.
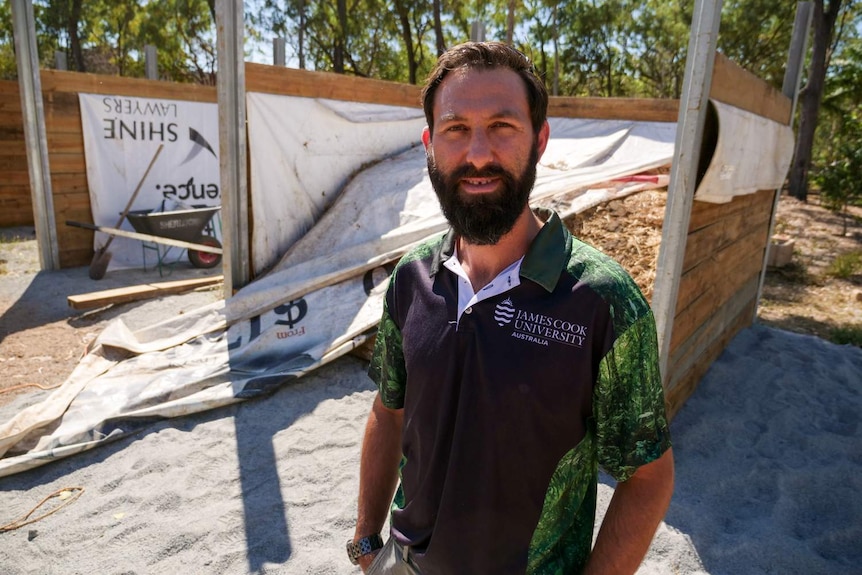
[
  {"x1": 0, "y1": 99, "x2": 794, "y2": 478},
  {"x1": 696, "y1": 101, "x2": 795, "y2": 203}
]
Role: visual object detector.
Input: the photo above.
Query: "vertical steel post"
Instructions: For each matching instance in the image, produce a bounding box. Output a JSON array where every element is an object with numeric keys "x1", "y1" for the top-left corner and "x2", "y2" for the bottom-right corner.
[
  {"x1": 754, "y1": 2, "x2": 813, "y2": 320},
  {"x1": 11, "y1": 0, "x2": 59, "y2": 270},
  {"x1": 273, "y1": 38, "x2": 286, "y2": 66},
  {"x1": 145, "y1": 45, "x2": 158, "y2": 80},
  {"x1": 652, "y1": 0, "x2": 723, "y2": 383},
  {"x1": 216, "y1": 0, "x2": 250, "y2": 295},
  {"x1": 55, "y1": 50, "x2": 67, "y2": 70}
]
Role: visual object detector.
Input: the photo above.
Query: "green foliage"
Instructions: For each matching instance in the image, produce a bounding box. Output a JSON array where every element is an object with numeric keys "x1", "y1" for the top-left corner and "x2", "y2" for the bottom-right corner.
[
  {"x1": 812, "y1": 108, "x2": 862, "y2": 231},
  {"x1": 718, "y1": 0, "x2": 796, "y2": 89},
  {"x1": 825, "y1": 251, "x2": 862, "y2": 279},
  {"x1": 0, "y1": 0, "x2": 858, "y2": 105},
  {"x1": 828, "y1": 324, "x2": 862, "y2": 347}
]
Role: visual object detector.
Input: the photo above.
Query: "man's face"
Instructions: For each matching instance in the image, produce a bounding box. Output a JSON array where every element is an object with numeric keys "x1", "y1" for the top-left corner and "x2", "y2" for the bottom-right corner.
[{"x1": 423, "y1": 67, "x2": 549, "y2": 245}]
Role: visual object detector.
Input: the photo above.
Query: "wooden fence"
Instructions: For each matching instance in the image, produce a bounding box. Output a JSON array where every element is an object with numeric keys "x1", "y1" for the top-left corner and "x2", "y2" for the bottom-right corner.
[
  {"x1": 0, "y1": 81, "x2": 29, "y2": 227},
  {"x1": 0, "y1": 54, "x2": 789, "y2": 415},
  {"x1": 663, "y1": 53, "x2": 790, "y2": 415}
]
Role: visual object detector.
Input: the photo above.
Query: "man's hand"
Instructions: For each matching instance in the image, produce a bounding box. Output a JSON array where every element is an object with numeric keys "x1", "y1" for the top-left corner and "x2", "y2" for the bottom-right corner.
[
  {"x1": 584, "y1": 447, "x2": 675, "y2": 575},
  {"x1": 357, "y1": 548, "x2": 380, "y2": 573},
  {"x1": 353, "y1": 394, "x2": 403, "y2": 571}
]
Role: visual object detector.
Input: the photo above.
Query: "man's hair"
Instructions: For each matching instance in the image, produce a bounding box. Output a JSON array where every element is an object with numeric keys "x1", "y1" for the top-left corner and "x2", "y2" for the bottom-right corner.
[{"x1": 421, "y1": 41, "x2": 548, "y2": 136}]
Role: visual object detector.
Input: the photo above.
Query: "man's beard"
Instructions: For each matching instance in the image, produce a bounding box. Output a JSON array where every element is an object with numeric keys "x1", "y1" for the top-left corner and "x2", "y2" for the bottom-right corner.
[{"x1": 427, "y1": 145, "x2": 539, "y2": 246}]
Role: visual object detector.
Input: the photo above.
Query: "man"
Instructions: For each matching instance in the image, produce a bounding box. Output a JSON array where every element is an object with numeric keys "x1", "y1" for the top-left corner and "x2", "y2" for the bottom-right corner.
[{"x1": 349, "y1": 41, "x2": 674, "y2": 574}]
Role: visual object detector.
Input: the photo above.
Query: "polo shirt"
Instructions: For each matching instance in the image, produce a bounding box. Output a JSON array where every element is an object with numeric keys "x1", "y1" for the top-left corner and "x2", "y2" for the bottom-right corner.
[{"x1": 368, "y1": 208, "x2": 671, "y2": 574}]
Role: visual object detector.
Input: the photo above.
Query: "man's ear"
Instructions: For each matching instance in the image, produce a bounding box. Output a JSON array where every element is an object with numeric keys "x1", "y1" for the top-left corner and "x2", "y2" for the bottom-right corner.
[
  {"x1": 421, "y1": 127, "x2": 431, "y2": 149},
  {"x1": 536, "y1": 120, "x2": 550, "y2": 160}
]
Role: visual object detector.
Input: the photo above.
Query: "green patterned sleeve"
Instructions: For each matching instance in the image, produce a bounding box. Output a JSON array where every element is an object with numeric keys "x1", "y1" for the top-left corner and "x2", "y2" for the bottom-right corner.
[
  {"x1": 367, "y1": 285, "x2": 407, "y2": 410},
  {"x1": 594, "y1": 309, "x2": 671, "y2": 482}
]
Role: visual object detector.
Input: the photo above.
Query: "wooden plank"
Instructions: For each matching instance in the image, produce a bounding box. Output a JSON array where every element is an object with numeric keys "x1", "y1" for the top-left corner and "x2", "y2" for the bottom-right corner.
[
  {"x1": 669, "y1": 272, "x2": 759, "y2": 380},
  {"x1": 65, "y1": 220, "x2": 224, "y2": 254},
  {"x1": 43, "y1": 112, "x2": 83, "y2": 134},
  {"x1": 0, "y1": 111, "x2": 24, "y2": 128},
  {"x1": 0, "y1": 141, "x2": 27, "y2": 155},
  {"x1": 246, "y1": 63, "x2": 422, "y2": 108},
  {"x1": 60, "y1": 246, "x2": 97, "y2": 268},
  {"x1": 675, "y1": 223, "x2": 769, "y2": 313},
  {"x1": 710, "y1": 52, "x2": 791, "y2": 125},
  {"x1": 68, "y1": 275, "x2": 223, "y2": 310},
  {"x1": 682, "y1": 197, "x2": 772, "y2": 272},
  {"x1": 49, "y1": 173, "x2": 90, "y2": 194},
  {"x1": 40, "y1": 70, "x2": 217, "y2": 103},
  {"x1": 548, "y1": 97, "x2": 679, "y2": 122},
  {"x1": 665, "y1": 297, "x2": 756, "y2": 419},
  {"x1": 671, "y1": 249, "x2": 764, "y2": 353},
  {"x1": 47, "y1": 133, "x2": 85, "y2": 155},
  {"x1": 688, "y1": 190, "x2": 772, "y2": 233},
  {"x1": 45, "y1": 152, "x2": 86, "y2": 175}
]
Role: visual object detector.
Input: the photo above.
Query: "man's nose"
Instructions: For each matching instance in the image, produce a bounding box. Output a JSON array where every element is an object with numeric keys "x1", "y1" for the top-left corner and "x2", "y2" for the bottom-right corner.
[{"x1": 465, "y1": 129, "x2": 493, "y2": 168}]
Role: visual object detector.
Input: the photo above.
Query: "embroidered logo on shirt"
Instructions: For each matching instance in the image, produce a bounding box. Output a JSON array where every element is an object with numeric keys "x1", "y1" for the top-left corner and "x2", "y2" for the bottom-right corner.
[
  {"x1": 502, "y1": 299, "x2": 589, "y2": 348},
  {"x1": 494, "y1": 298, "x2": 516, "y2": 326}
]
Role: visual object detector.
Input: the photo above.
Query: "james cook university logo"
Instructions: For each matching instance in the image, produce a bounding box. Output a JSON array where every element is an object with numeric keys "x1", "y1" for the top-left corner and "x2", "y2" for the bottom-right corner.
[
  {"x1": 497, "y1": 297, "x2": 589, "y2": 348},
  {"x1": 494, "y1": 298, "x2": 516, "y2": 326}
]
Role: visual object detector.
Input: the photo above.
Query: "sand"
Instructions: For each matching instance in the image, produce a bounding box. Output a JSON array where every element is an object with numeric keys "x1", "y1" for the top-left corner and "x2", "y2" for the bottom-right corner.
[{"x1": 0, "y1": 318, "x2": 860, "y2": 574}]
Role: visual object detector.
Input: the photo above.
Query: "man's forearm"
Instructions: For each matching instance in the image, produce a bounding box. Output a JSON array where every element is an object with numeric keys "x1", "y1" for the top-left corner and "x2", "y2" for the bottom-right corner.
[
  {"x1": 585, "y1": 448, "x2": 675, "y2": 575},
  {"x1": 355, "y1": 393, "x2": 404, "y2": 539}
]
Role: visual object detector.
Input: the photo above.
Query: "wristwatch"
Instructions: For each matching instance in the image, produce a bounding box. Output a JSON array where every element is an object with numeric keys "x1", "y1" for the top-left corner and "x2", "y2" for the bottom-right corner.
[{"x1": 346, "y1": 533, "x2": 384, "y2": 564}]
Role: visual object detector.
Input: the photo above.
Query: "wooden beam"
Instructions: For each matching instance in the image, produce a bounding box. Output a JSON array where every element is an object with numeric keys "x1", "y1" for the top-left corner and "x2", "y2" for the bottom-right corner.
[
  {"x1": 68, "y1": 275, "x2": 223, "y2": 310},
  {"x1": 40, "y1": 70, "x2": 217, "y2": 102},
  {"x1": 548, "y1": 97, "x2": 679, "y2": 122},
  {"x1": 710, "y1": 52, "x2": 791, "y2": 124},
  {"x1": 65, "y1": 220, "x2": 223, "y2": 254},
  {"x1": 245, "y1": 63, "x2": 421, "y2": 108},
  {"x1": 652, "y1": 0, "x2": 723, "y2": 383}
]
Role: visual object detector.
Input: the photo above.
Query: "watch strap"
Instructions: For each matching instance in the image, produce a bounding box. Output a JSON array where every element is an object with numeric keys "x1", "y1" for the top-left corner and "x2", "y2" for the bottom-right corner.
[{"x1": 346, "y1": 533, "x2": 384, "y2": 564}]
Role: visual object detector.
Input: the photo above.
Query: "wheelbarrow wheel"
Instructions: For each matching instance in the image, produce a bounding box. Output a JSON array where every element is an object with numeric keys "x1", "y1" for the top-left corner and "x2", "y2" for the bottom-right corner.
[{"x1": 188, "y1": 235, "x2": 222, "y2": 269}]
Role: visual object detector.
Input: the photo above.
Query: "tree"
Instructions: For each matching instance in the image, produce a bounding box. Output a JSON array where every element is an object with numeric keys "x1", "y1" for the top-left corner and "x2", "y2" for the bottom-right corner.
[
  {"x1": 813, "y1": 111, "x2": 862, "y2": 234},
  {"x1": 812, "y1": 35, "x2": 862, "y2": 232},
  {"x1": 718, "y1": 0, "x2": 796, "y2": 88},
  {"x1": 788, "y1": 0, "x2": 847, "y2": 202}
]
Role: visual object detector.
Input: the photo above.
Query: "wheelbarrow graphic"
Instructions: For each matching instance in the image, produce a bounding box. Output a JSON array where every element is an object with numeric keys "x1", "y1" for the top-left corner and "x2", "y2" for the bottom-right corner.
[
  {"x1": 126, "y1": 205, "x2": 223, "y2": 270},
  {"x1": 67, "y1": 205, "x2": 223, "y2": 277}
]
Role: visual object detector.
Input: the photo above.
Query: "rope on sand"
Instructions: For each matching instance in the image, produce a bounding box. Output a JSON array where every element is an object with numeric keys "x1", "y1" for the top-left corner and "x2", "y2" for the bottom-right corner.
[
  {"x1": 0, "y1": 382, "x2": 63, "y2": 395},
  {"x1": 0, "y1": 487, "x2": 85, "y2": 533}
]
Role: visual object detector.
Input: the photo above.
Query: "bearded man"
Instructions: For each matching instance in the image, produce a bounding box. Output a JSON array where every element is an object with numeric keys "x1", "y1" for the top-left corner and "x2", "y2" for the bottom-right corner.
[{"x1": 348, "y1": 41, "x2": 674, "y2": 575}]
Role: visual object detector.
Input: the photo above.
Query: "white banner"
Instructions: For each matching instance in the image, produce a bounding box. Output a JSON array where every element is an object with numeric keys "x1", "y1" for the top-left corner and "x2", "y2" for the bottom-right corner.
[
  {"x1": 247, "y1": 93, "x2": 426, "y2": 275},
  {"x1": 79, "y1": 94, "x2": 222, "y2": 270}
]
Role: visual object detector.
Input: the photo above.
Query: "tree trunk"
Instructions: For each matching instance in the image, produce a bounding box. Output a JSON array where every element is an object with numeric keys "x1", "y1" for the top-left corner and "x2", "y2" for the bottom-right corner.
[
  {"x1": 552, "y1": 4, "x2": 559, "y2": 96},
  {"x1": 298, "y1": 0, "x2": 306, "y2": 69},
  {"x1": 433, "y1": 0, "x2": 445, "y2": 56},
  {"x1": 68, "y1": 0, "x2": 85, "y2": 72},
  {"x1": 788, "y1": 0, "x2": 842, "y2": 202},
  {"x1": 333, "y1": 0, "x2": 348, "y2": 73},
  {"x1": 394, "y1": 0, "x2": 417, "y2": 84}
]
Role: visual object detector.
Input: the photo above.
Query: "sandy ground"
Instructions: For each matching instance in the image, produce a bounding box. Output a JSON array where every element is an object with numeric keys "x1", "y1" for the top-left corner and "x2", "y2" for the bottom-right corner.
[
  {"x1": 0, "y1": 324, "x2": 859, "y2": 574},
  {"x1": 1, "y1": 201, "x2": 861, "y2": 573}
]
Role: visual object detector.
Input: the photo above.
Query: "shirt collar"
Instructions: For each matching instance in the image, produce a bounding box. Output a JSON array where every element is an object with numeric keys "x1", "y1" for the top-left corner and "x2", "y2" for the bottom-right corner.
[{"x1": 429, "y1": 207, "x2": 569, "y2": 293}]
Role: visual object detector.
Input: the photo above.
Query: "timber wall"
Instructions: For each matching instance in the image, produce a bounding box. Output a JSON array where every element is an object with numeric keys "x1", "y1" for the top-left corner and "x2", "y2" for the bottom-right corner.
[
  {"x1": 662, "y1": 53, "x2": 791, "y2": 417},
  {"x1": 0, "y1": 81, "x2": 29, "y2": 227}
]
